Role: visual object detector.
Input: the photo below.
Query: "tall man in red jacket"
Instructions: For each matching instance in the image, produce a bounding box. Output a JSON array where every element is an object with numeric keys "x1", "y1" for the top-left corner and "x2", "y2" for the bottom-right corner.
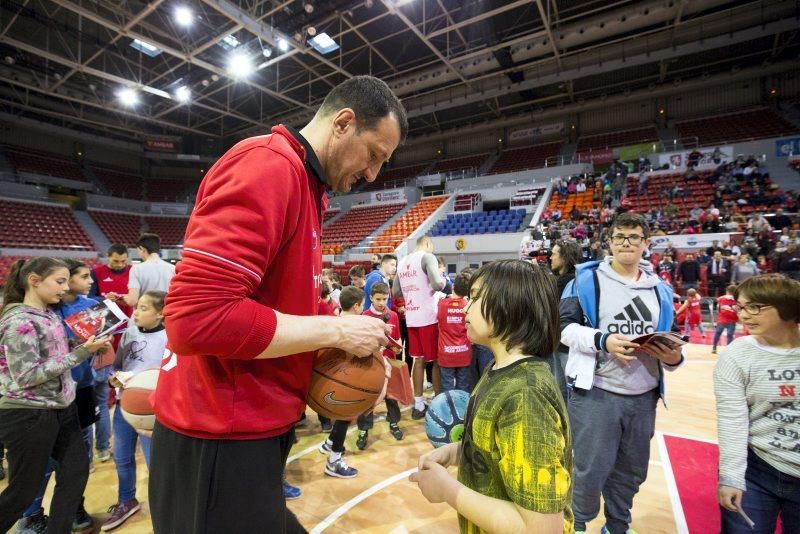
[{"x1": 148, "y1": 76, "x2": 407, "y2": 533}]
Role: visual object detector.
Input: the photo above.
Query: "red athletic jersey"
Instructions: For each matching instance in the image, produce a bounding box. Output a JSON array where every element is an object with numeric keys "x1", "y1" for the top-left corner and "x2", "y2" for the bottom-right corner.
[
  {"x1": 363, "y1": 307, "x2": 400, "y2": 359},
  {"x1": 152, "y1": 125, "x2": 327, "y2": 441},
  {"x1": 717, "y1": 294, "x2": 738, "y2": 323},
  {"x1": 92, "y1": 264, "x2": 133, "y2": 317},
  {"x1": 686, "y1": 297, "x2": 702, "y2": 324},
  {"x1": 436, "y1": 296, "x2": 471, "y2": 367},
  {"x1": 318, "y1": 299, "x2": 336, "y2": 316}
]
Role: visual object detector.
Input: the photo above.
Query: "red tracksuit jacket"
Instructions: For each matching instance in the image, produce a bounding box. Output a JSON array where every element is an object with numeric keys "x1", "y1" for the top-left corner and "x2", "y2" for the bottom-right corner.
[{"x1": 152, "y1": 125, "x2": 327, "y2": 440}]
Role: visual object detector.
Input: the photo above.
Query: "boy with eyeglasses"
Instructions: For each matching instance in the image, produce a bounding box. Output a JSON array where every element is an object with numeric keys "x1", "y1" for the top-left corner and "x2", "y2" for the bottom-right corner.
[{"x1": 560, "y1": 212, "x2": 685, "y2": 534}]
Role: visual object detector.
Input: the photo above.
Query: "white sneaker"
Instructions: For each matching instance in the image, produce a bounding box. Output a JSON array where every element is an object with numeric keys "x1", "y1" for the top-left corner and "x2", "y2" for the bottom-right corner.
[{"x1": 423, "y1": 380, "x2": 432, "y2": 391}]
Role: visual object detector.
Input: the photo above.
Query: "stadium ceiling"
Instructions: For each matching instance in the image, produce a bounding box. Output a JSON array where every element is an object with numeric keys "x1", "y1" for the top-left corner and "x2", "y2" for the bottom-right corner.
[{"x1": 0, "y1": 0, "x2": 798, "y2": 147}]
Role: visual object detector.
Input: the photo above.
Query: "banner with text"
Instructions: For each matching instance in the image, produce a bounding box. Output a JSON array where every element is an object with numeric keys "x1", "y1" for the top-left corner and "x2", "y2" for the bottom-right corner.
[
  {"x1": 775, "y1": 137, "x2": 800, "y2": 157},
  {"x1": 576, "y1": 148, "x2": 614, "y2": 164},
  {"x1": 416, "y1": 173, "x2": 443, "y2": 187},
  {"x1": 509, "y1": 123, "x2": 564, "y2": 141},
  {"x1": 657, "y1": 145, "x2": 733, "y2": 169},
  {"x1": 650, "y1": 232, "x2": 732, "y2": 250},
  {"x1": 371, "y1": 189, "x2": 405, "y2": 203},
  {"x1": 145, "y1": 137, "x2": 179, "y2": 152}
]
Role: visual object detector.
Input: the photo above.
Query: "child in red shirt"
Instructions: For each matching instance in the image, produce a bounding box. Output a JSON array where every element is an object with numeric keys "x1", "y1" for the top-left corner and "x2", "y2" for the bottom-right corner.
[
  {"x1": 676, "y1": 288, "x2": 705, "y2": 339},
  {"x1": 437, "y1": 272, "x2": 473, "y2": 392},
  {"x1": 358, "y1": 282, "x2": 403, "y2": 450},
  {"x1": 712, "y1": 284, "x2": 738, "y2": 354}
]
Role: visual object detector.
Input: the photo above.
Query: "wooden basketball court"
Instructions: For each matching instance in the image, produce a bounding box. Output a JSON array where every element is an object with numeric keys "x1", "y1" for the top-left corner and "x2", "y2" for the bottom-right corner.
[{"x1": 4, "y1": 343, "x2": 721, "y2": 533}]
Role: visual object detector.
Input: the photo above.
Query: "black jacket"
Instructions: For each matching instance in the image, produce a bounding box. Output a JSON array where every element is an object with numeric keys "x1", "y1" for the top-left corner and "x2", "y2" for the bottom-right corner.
[{"x1": 678, "y1": 260, "x2": 701, "y2": 283}]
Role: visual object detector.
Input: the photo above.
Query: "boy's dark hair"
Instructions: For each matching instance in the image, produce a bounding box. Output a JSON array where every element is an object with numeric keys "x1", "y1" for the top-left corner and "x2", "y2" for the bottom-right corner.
[
  {"x1": 320, "y1": 284, "x2": 330, "y2": 299},
  {"x1": 554, "y1": 240, "x2": 583, "y2": 272},
  {"x1": 107, "y1": 243, "x2": 128, "y2": 256},
  {"x1": 381, "y1": 254, "x2": 397, "y2": 264},
  {"x1": 733, "y1": 274, "x2": 800, "y2": 323},
  {"x1": 318, "y1": 76, "x2": 408, "y2": 142},
  {"x1": 348, "y1": 265, "x2": 365, "y2": 279},
  {"x1": 371, "y1": 282, "x2": 390, "y2": 296},
  {"x1": 453, "y1": 272, "x2": 470, "y2": 298},
  {"x1": 141, "y1": 290, "x2": 167, "y2": 313},
  {"x1": 137, "y1": 233, "x2": 161, "y2": 254},
  {"x1": 610, "y1": 212, "x2": 650, "y2": 239},
  {"x1": 469, "y1": 260, "x2": 559, "y2": 357},
  {"x1": 2, "y1": 257, "x2": 67, "y2": 312},
  {"x1": 339, "y1": 286, "x2": 365, "y2": 311}
]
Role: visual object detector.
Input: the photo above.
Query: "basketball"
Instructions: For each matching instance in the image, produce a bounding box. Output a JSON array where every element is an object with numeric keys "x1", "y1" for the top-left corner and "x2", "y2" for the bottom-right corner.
[
  {"x1": 119, "y1": 368, "x2": 160, "y2": 431},
  {"x1": 307, "y1": 348, "x2": 386, "y2": 420},
  {"x1": 425, "y1": 390, "x2": 470, "y2": 448}
]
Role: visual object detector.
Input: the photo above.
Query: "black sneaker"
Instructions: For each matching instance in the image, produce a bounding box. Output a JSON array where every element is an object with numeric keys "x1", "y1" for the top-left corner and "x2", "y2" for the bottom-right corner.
[
  {"x1": 711, "y1": 346, "x2": 717, "y2": 354},
  {"x1": 389, "y1": 423, "x2": 404, "y2": 441},
  {"x1": 321, "y1": 420, "x2": 333, "y2": 433},
  {"x1": 411, "y1": 406, "x2": 427, "y2": 420},
  {"x1": 72, "y1": 499, "x2": 94, "y2": 532},
  {"x1": 16, "y1": 508, "x2": 48, "y2": 534},
  {"x1": 356, "y1": 430, "x2": 368, "y2": 450}
]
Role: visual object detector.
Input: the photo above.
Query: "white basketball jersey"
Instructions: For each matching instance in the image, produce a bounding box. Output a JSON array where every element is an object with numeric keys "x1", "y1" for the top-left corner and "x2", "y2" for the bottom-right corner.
[{"x1": 397, "y1": 250, "x2": 438, "y2": 327}]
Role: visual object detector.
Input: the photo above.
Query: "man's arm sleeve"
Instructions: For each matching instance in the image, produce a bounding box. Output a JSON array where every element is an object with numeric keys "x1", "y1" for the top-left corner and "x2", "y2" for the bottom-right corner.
[{"x1": 164, "y1": 147, "x2": 300, "y2": 360}]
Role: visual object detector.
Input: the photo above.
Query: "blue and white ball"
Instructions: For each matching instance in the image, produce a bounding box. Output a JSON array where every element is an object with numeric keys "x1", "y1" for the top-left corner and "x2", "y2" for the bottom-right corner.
[{"x1": 424, "y1": 390, "x2": 470, "y2": 448}]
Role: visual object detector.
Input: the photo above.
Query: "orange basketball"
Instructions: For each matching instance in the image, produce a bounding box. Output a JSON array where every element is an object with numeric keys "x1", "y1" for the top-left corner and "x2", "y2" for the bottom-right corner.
[
  {"x1": 307, "y1": 348, "x2": 386, "y2": 419},
  {"x1": 119, "y1": 368, "x2": 159, "y2": 431}
]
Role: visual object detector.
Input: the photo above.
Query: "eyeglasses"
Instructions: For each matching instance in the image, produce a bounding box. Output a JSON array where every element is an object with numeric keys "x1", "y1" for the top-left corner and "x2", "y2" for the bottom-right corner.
[
  {"x1": 610, "y1": 234, "x2": 645, "y2": 245},
  {"x1": 733, "y1": 303, "x2": 773, "y2": 315}
]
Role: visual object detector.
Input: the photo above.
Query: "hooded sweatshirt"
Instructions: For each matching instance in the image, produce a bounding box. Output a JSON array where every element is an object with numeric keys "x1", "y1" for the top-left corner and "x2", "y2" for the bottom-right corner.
[{"x1": 0, "y1": 303, "x2": 91, "y2": 409}]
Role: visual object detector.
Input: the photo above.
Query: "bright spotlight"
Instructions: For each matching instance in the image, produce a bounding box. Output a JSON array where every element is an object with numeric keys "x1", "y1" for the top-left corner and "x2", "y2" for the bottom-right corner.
[
  {"x1": 174, "y1": 85, "x2": 191, "y2": 103},
  {"x1": 227, "y1": 52, "x2": 254, "y2": 79},
  {"x1": 174, "y1": 6, "x2": 193, "y2": 27},
  {"x1": 277, "y1": 38, "x2": 290, "y2": 52},
  {"x1": 117, "y1": 88, "x2": 139, "y2": 107}
]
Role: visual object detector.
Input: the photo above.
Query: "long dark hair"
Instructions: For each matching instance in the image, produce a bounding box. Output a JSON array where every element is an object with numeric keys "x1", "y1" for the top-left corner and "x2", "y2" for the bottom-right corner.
[
  {"x1": 62, "y1": 258, "x2": 88, "y2": 277},
  {"x1": 2, "y1": 257, "x2": 68, "y2": 313}
]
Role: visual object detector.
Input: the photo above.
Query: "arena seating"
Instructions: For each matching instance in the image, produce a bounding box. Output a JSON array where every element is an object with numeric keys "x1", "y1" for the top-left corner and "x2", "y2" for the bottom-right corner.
[
  {"x1": 146, "y1": 178, "x2": 199, "y2": 202},
  {"x1": 89, "y1": 209, "x2": 142, "y2": 247},
  {"x1": 676, "y1": 108, "x2": 799, "y2": 146},
  {"x1": 368, "y1": 195, "x2": 449, "y2": 253},
  {"x1": 324, "y1": 207, "x2": 341, "y2": 224},
  {"x1": 322, "y1": 201, "x2": 406, "y2": 255},
  {"x1": 487, "y1": 142, "x2": 562, "y2": 174},
  {"x1": 545, "y1": 184, "x2": 601, "y2": 215},
  {"x1": 0, "y1": 199, "x2": 94, "y2": 250},
  {"x1": 363, "y1": 164, "x2": 428, "y2": 191},
  {"x1": 510, "y1": 187, "x2": 546, "y2": 208},
  {"x1": 453, "y1": 193, "x2": 481, "y2": 212},
  {"x1": 0, "y1": 255, "x2": 103, "y2": 288},
  {"x1": 576, "y1": 126, "x2": 659, "y2": 152},
  {"x1": 143, "y1": 215, "x2": 189, "y2": 247},
  {"x1": 430, "y1": 208, "x2": 526, "y2": 236},
  {"x1": 433, "y1": 154, "x2": 490, "y2": 174},
  {"x1": 91, "y1": 165, "x2": 144, "y2": 199},
  {"x1": 6, "y1": 146, "x2": 86, "y2": 182}
]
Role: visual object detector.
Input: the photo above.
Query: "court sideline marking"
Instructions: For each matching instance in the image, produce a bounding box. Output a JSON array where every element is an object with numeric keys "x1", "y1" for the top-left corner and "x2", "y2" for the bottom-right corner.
[
  {"x1": 310, "y1": 468, "x2": 418, "y2": 533},
  {"x1": 656, "y1": 431, "x2": 689, "y2": 534}
]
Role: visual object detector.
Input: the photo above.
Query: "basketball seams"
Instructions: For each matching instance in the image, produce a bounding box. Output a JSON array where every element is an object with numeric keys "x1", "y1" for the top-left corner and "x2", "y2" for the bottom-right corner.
[{"x1": 311, "y1": 368, "x2": 383, "y2": 395}]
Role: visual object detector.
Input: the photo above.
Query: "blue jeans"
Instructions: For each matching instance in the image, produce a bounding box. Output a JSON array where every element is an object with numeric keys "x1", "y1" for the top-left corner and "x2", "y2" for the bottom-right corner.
[
  {"x1": 713, "y1": 322, "x2": 736, "y2": 348},
  {"x1": 113, "y1": 404, "x2": 151, "y2": 502},
  {"x1": 721, "y1": 449, "x2": 800, "y2": 533},
  {"x1": 472, "y1": 345, "x2": 494, "y2": 384},
  {"x1": 440, "y1": 366, "x2": 473, "y2": 393},
  {"x1": 94, "y1": 366, "x2": 113, "y2": 452}
]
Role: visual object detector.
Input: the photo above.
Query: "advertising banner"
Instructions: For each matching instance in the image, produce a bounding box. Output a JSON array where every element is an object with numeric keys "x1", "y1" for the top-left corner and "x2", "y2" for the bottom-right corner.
[
  {"x1": 657, "y1": 145, "x2": 733, "y2": 169},
  {"x1": 619, "y1": 142, "x2": 661, "y2": 162},
  {"x1": 650, "y1": 232, "x2": 732, "y2": 250},
  {"x1": 577, "y1": 148, "x2": 614, "y2": 164},
  {"x1": 371, "y1": 189, "x2": 405, "y2": 203},
  {"x1": 509, "y1": 122, "x2": 565, "y2": 141},
  {"x1": 775, "y1": 137, "x2": 800, "y2": 157},
  {"x1": 416, "y1": 173, "x2": 443, "y2": 187},
  {"x1": 144, "y1": 137, "x2": 179, "y2": 152}
]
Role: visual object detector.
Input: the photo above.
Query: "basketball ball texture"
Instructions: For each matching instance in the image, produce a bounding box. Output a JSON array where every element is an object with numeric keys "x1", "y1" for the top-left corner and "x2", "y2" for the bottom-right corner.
[
  {"x1": 120, "y1": 368, "x2": 160, "y2": 431},
  {"x1": 308, "y1": 348, "x2": 385, "y2": 420},
  {"x1": 425, "y1": 389, "x2": 470, "y2": 448}
]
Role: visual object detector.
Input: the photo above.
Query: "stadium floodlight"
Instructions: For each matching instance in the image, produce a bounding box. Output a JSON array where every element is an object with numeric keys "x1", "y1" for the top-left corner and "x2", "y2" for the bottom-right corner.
[
  {"x1": 277, "y1": 38, "x2": 290, "y2": 52},
  {"x1": 227, "y1": 52, "x2": 254, "y2": 79},
  {"x1": 174, "y1": 6, "x2": 193, "y2": 27},
  {"x1": 308, "y1": 33, "x2": 339, "y2": 55},
  {"x1": 116, "y1": 87, "x2": 139, "y2": 107},
  {"x1": 174, "y1": 85, "x2": 191, "y2": 103}
]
